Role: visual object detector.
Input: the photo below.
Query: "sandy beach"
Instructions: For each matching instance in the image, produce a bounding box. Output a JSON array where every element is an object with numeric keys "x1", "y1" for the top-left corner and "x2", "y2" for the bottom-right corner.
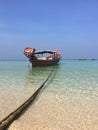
[{"x1": 8, "y1": 90, "x2": 98, "y2": 130}]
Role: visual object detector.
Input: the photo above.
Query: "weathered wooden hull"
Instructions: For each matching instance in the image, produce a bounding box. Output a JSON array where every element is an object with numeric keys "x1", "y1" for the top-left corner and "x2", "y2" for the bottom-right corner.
[{"x1": 30, "y1": 58, "x2": 60, "y2": 67}]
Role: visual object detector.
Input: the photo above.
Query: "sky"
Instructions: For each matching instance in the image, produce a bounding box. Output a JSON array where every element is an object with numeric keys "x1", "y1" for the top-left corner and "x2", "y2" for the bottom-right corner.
[{"x1": 0, "y1": 0, "x2": 98, "y2": 59}]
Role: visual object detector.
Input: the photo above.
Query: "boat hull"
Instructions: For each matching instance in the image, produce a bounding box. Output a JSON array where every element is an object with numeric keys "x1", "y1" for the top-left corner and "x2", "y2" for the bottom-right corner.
[{"x1": 30, "y1": 58, "x2": 60, "y2": 67}]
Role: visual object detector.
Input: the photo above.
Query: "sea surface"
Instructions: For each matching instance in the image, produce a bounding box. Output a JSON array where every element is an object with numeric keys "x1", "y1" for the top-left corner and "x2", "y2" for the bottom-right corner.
[{"x1": 0, "y1": 59, "x2": 98, "y2": 130}]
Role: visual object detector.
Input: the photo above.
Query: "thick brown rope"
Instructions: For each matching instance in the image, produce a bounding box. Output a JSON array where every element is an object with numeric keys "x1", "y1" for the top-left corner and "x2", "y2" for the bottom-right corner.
[{"x1": 0, "y1": 66, "x2": 55, "y2": 130}]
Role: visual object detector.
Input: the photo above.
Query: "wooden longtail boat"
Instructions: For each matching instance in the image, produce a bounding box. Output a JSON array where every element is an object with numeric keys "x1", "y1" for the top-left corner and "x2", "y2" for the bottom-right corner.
[{"x1": 24, "y1": 47, "x2": 62, "y2": 67}]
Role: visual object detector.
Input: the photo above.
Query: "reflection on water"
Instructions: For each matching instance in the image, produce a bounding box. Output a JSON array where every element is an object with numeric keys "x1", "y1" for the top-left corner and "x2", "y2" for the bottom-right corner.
[{"x1": 25, "y1": 65, "x2": 61, "y2": 87}]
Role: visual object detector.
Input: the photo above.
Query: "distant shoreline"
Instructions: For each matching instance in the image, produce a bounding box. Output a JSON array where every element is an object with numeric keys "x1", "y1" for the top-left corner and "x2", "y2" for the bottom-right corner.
[
  {"x1": 0, "y1": 59, "x2": 98, "y2": 61},
  {"x1": 62, "y1": 59, "x2": 98, "y2": 61}
]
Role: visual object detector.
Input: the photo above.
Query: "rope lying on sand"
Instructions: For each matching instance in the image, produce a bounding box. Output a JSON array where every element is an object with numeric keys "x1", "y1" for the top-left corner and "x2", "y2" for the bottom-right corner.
[{"x1": 0, "y1": 66, "x2": 55, "y2": 130}]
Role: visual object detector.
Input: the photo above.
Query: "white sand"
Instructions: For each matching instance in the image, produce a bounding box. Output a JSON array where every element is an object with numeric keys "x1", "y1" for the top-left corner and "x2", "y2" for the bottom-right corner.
[{"x1": 8, "y1": 89, "x2": 98, "y2": 130}]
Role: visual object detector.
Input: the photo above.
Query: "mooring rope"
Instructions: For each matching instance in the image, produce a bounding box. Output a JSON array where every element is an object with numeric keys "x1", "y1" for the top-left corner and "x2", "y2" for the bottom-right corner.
[{"x1": 0, "y1": 66, "x2": 55, "y2": 130}]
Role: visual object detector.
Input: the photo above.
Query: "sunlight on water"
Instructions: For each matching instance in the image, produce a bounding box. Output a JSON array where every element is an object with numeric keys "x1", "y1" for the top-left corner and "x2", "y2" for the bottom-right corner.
[{"x1": 0, "y1": 60, "x2": 98, "y2": 130}]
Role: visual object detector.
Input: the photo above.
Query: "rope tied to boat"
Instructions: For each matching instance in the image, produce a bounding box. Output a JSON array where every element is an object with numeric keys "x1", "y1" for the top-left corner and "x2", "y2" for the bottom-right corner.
[{"x1": 0, "y1": 66, "x2": 56, "y2": 130}]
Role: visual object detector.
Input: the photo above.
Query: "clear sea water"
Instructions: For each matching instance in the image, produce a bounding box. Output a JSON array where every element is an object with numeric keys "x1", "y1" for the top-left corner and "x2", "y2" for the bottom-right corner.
[{"x1": 0, "y1": 59, "x2": 98, "y2": 130}]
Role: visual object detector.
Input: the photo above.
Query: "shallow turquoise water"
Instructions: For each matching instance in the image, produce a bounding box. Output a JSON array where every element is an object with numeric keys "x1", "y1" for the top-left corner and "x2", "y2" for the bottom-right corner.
[
  {"x1": 0, "y1": 59, "x2": 98, "y2": 108},
  {"x1": 0, "y1": 59, "x2": 98, "y2": 90},
  {"x1": 0, "y1": 59, "x2": 98, "y2": 129}
]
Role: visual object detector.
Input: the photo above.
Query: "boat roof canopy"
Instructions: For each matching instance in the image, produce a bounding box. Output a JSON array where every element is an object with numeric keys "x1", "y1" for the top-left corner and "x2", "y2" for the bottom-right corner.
[{"x1": 34, "y1": 50, "x2": 56, "y2": 54}]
